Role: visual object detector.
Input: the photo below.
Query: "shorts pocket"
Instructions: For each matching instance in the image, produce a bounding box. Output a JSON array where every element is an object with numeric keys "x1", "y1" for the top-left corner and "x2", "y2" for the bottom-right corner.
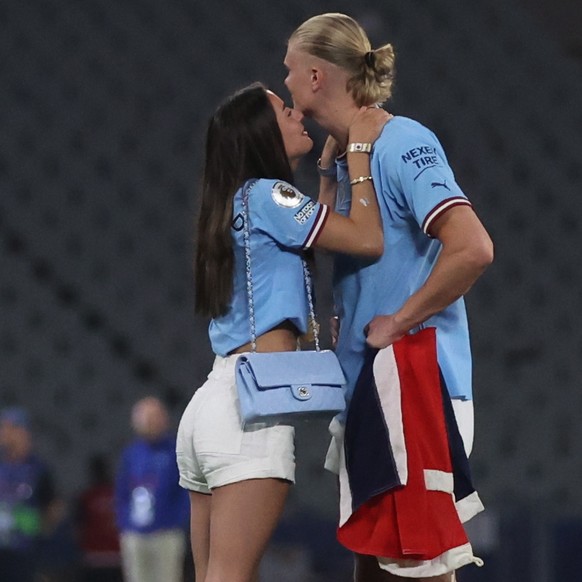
[{"x1": 192, "y1": 382, "x2": 244, "y2": 455}]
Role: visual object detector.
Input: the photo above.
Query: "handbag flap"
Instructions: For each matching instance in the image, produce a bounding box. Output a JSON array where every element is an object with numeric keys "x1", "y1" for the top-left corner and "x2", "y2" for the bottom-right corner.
[{"x1": 239, "y1": 350, "x2": 345, "y2": 388}]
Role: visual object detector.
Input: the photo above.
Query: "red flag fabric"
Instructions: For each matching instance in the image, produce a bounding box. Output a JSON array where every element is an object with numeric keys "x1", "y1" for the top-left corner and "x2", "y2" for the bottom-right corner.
[{"x1": 336, "y1": 329, "x2": 484, "y2": 577}]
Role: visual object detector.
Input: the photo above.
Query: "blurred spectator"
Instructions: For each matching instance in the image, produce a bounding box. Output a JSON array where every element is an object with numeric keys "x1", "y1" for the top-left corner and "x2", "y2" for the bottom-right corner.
[
  {"x1": 115, "y1": 396, "x2": 189, "y2": 582},
  {"x1": 0, "y1": 406, "x2": 56, "y2": 582},
  {"x1": 77, "y1": 454, "x2": 122, "y2": 582},
  {"x1": 36, "y1": 496, "x2": 80, "y2": 582}
]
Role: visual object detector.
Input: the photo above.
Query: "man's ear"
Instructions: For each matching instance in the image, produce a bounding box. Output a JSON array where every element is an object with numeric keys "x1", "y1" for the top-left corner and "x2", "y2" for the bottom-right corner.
[{"x1": 311, "y1": 67, "x2": 322, "y2": 92}]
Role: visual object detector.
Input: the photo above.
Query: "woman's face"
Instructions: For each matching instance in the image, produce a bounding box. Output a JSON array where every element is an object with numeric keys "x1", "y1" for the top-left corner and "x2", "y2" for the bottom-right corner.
[{"x1": 267, "y1": 91, "x2": 313, "y2": 163}]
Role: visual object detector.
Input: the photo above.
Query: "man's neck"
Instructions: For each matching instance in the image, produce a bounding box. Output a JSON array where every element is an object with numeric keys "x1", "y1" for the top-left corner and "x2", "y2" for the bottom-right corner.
[{"x1": 312, "y1": 98, "x2": 361, "y2": 152}]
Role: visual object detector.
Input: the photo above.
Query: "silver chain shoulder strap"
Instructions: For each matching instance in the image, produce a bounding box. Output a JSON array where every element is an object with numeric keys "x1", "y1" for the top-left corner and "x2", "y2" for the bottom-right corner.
[{"x1": 241, "y1": 180, "x2": 320, "y2": 352}]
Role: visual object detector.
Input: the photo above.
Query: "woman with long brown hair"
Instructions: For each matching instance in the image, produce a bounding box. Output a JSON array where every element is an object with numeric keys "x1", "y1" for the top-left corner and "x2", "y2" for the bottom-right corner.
[{"x1": 176, "y1": 81, "x2": 389, "y2": 582}]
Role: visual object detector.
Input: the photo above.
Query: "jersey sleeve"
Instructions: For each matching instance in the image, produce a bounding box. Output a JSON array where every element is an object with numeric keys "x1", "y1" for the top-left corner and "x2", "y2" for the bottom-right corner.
[
  {"x1": 381, "y1": 131, "x2": 472, "y2": 236},
  {"x1": 250, "y1": 179, "x2": 330, "y2": 249}
]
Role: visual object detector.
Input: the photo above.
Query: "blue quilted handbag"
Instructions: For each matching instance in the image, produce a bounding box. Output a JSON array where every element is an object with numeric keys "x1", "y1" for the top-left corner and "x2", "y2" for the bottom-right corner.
[
  {"x1": 236, "y1": 350, "x2": 346, "y2": 426},
  {"x1": 235, "y1": 181, "x2": 346, "y2": 427}
]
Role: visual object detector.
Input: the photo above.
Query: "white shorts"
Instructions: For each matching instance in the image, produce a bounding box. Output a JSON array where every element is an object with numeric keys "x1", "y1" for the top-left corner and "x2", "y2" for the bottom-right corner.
[{"x1": 176, "y1": 354, "x2": 296, "y2": 494}]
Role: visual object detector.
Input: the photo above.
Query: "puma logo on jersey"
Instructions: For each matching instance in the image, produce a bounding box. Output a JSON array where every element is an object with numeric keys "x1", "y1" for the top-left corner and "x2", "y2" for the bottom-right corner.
[{"x1": 431, "y1": 180, "x2": 450, "y2": 191}]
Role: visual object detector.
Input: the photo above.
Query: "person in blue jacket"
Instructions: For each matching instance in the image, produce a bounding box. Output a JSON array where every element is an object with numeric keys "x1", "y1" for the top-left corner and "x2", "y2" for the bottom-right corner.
[
  {"x1": 0, "y1": 406, "x2": 56, "y2": 582},
  {"x1": 115, "y1": 396, "x2": 189, "y2": 582},
  {"x1": 176, "y1": 82, "x2": 390, "y2": 582}
]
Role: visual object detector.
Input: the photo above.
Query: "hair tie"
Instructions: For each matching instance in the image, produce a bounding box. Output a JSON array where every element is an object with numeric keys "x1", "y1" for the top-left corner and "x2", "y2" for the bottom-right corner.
[{"x1": 364, "y1": 51, "x2": 376, "y2": 68}]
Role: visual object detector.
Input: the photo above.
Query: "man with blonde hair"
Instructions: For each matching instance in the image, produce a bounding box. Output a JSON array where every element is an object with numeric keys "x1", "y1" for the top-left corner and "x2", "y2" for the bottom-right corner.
[{"x1": 284, "y1": 13, "x2": 493, "y2": 582}]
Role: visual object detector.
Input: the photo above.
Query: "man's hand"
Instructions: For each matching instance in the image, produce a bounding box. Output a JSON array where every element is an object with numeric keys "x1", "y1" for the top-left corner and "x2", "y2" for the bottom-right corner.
[
  {"x1": 320, "y1": 135, "x2": 340, "y2": 170},
  {"x1": 365, "y1": 314, "x2": 407, "y2": 349}
]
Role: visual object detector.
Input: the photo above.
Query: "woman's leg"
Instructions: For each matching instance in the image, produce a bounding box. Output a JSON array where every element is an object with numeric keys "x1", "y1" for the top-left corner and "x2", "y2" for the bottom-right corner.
[
  {"x1": 205, "y1": 478, "x2": 290, "y2": 582},
  {"x1": 355, "y1": 554, "x2": 454, "y2": 582},
  {"x1": 189, "y1": 491, "x2": 212, "y2": 582}
]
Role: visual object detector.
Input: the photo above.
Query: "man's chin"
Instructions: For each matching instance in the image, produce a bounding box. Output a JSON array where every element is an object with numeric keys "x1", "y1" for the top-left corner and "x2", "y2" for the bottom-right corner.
[
  {"x1": 291, "y1": 99, "x2": 306, "y2": 113},
  {"x1": 296, "y1": 104, "x2": 314, "y2": 118}
]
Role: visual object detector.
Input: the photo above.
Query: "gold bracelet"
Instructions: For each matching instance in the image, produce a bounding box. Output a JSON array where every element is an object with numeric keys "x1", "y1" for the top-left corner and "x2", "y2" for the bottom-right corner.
[{"x1": 349, "y1": 175, "x2": 373, "y2": 186}]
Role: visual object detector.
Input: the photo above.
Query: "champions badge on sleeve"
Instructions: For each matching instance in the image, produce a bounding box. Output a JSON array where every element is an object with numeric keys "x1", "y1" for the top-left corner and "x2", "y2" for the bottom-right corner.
[{"x1": 271, "y1": 181, "x2": 305, "y2": 208}]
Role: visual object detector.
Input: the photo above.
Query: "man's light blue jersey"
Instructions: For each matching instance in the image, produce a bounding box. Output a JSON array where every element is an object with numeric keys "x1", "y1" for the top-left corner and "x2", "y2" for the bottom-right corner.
[
  {"x1": 210, "y1": 179, "x2": 329, "y2": 356},
  {"x1": 333, "y1": 116, "x2": 473, "y2": 407}
]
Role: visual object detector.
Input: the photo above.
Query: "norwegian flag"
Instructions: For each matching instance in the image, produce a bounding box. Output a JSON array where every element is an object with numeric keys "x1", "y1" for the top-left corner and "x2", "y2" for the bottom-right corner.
[{"x1": 335, "y1": 328, "x2": 484, "y2": 577}]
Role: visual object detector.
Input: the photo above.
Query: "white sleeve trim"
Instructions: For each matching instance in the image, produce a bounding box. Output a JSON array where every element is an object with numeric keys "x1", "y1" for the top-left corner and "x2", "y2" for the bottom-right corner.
[
  {"x1": 303, "y1": 204, "x2": 330, "y2": 248},
  {"x1": 422, "y1": 197, "x2": 472, "y2": 236}
]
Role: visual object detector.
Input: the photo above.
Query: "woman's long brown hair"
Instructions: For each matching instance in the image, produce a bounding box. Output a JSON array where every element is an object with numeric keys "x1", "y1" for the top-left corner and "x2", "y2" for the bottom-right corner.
[{"x1": 195, "y1": 83, "x2": 294, "y2": 318}]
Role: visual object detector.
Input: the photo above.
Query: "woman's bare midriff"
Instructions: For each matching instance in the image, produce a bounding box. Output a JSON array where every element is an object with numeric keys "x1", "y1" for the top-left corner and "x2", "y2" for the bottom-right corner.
[{"x1": 231, "y1": 321, "x2": 299, "y2": 354}]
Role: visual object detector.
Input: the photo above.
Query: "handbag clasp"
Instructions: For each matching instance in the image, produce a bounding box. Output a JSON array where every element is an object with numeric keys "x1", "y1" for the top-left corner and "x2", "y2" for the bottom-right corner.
[{"x1": 292, "y1": 385, "x2": 312, "y2": 401}]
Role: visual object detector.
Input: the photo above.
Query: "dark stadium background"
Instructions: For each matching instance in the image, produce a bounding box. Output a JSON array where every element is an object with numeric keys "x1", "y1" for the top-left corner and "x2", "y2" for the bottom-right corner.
[{"x1": 1, "y1": 0, "x2": 581, "y2": 580}]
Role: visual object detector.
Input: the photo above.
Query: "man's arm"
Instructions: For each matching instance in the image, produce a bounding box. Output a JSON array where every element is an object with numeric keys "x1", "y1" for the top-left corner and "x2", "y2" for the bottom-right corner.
[
  {"x1": 317, "y1": 135, "x2": 339, "y2": 207},
  {"x1": 365, "y1": 205, "x2": 494, "y2": 348}
]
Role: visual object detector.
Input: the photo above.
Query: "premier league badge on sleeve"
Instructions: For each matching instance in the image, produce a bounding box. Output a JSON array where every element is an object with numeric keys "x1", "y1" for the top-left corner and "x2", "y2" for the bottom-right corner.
[{"x1": 271, "y1": 181, "x2": 304, "y2": 208}]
